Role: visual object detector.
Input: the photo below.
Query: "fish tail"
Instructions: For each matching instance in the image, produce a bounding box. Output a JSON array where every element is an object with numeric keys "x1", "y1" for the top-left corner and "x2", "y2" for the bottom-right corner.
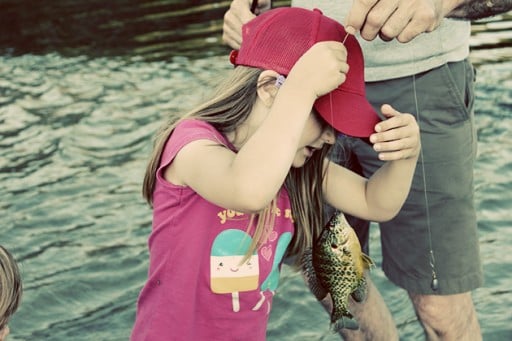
[{"x1": 332, "y1": 316, "x2": 359, "y2": 332}]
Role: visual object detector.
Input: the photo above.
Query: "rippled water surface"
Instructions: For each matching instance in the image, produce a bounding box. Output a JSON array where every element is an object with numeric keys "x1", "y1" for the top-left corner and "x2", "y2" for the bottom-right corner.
[{"x1": 1, "y1": 12, "x2": 512, "y2": 341}]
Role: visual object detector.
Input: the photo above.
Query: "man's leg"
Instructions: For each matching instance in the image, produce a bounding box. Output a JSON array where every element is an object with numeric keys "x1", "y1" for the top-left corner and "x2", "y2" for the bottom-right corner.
[
  {"x1": 314, "y1": 271, "x2": 398, "y2": 341},
  {"x1": 338, "y1": 273, "x2": 398, "y2": 341},
  {"x1": 321, "y1": 140, "x2": 397, "y2": 340},
  {"x1": 409, "y1": 292, "x2": 481, "y2": 341},
  {"x1": 354, "y1": 59, "x2": 483, "y2": 340}
]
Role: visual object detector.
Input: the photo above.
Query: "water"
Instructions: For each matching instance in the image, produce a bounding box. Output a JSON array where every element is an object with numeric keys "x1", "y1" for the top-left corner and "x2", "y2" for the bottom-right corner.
[{"x1": 1, "y1": 13, "x2": 512, "y2": 341}]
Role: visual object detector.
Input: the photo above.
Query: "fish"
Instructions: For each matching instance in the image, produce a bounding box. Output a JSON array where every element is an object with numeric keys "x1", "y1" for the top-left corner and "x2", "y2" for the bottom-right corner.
[{"x1": 301, "y1": 211, "x2": 375, "y2": 331}]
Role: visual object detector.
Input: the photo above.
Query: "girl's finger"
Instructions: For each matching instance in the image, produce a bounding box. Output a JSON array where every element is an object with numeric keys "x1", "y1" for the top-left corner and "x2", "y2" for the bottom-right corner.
[
  {"x1": 380, "y1": 104, "x2": 401, "y2": 117},
  {"x1": 373, "y1": 136, "x2": 415, "y2": 153},
  {"x1": 374, "y1": 105, "x2": 403, "y2": 132},
  {"x1": 377, "y1": 148, "x2": 415, "y2": 161},
  {"x1": 375, "y1": 115, "x2": 417, "y2": 138},
  {"x1": 371, "y1": 124, "x2": 412, "y2": 144}
]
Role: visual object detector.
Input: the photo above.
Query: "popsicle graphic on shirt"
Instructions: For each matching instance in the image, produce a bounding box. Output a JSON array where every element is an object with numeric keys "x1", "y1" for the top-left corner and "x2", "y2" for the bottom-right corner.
[
  {"x1": 260, "y1": 232, "x2": 292, "y2": 291},
  {"x1": 252, "y1": 232, "x2": 292, "y2": 312},
  {"x1": 211, "y1": 229, "x2": 259, "y2": 312}
]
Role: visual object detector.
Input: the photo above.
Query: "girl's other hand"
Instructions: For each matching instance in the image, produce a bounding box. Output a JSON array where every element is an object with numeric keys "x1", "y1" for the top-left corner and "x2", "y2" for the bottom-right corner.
[
  {"x1": 287, "y1": 41, "x2": 349, "y2": 99},
  {"x1": 369, "y1": 104, "x2": 420, "y2": 161}
]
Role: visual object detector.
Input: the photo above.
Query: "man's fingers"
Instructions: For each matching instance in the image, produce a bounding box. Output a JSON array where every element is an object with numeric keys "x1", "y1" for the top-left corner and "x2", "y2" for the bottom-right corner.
[
  {"x1": 378, "y1": 6, "x2": 411, "y2": 41},
  {"x1": 396, "y1": 10, "x2": 441, "y2": 42},
  {"x1": 348, "y1": 0, "x2": 403, "y2": 41},
  {"x1": 379, "y1": 6, "x2": 437, "y2": 43},
  {"x1": 395, "y1": 24, "x2": 424, "y2": 43},
  {"x1": 347, "y1": 0, "x2": 443, "y2": 42},
  {"x1": 233, "y1": 0, "x2": 258, "y2": 22},
  {"x1": 222, "y1": 22, "x2": 243, "y2": 49},
  {"x1": 344, "y1": 0, "x2": 378, "y2": 33},
  {"x1": 222, "y1": 0, "x2": 258, "y2": 48}
]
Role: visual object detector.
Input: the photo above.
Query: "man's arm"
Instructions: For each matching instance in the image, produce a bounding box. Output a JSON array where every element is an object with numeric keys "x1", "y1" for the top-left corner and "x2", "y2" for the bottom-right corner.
[
  {"x1": 448, "y1": 0, "x2": 512, "y2": 20},
  {"x1": 346, "y1": 0, "x2": 512, "y2": 43}
]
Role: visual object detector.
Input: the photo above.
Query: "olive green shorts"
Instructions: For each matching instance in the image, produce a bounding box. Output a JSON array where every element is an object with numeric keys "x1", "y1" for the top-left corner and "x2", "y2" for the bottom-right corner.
[{"x1": 336, "y1": 59, "x2": 483, "y2": 295}]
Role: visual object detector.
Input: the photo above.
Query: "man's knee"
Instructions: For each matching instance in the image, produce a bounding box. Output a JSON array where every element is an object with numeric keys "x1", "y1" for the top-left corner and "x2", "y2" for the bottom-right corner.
[{"x1": 408, "y1": 292, "x2": 480, "y2": 339}]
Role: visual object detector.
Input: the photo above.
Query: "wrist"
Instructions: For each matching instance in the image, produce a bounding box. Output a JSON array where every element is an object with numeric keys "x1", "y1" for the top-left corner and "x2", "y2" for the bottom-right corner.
[
  {"x1": 281, "y1": 72, "x2": 318, "y2": 103},
  {"x1": 442, "y1": 0, "x2": 466, "y2": 17}
]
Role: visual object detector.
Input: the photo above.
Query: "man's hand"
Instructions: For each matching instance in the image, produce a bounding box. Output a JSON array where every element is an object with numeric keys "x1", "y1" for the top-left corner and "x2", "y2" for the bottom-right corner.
[
  {"x1": 222, "y1": 0, "x2": 272, "y2": 49},
  {"x1": 345, "y1": 0, "x2": 457, "y2": 43}
]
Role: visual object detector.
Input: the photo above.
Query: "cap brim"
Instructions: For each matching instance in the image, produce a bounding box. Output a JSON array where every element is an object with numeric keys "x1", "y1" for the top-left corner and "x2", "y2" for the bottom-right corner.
[{"x1": 314, "y1": 89, "x2": 381, "y2": 138}]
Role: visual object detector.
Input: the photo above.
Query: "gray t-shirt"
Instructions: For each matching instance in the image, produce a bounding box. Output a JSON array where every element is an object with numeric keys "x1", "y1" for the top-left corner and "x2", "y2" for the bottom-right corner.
[{"x1": 292, "y1": 0, "x2": 470, "y2": 81}]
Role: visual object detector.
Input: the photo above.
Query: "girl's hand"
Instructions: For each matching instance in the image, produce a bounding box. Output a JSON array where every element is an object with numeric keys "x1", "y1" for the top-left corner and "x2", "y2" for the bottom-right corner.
[
  {"x1": 369, "y1": 104, "x2": 420, "y2": 161},
  {"x1": 287, "y1": 41, "x2": 349, "y2": 99}
]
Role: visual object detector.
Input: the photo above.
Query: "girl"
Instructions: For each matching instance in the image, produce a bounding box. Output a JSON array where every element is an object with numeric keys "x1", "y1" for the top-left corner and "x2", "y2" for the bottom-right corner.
[
  {"x1": 0, "y1": 245, "x2": 22, "y2": 341},
  {"x1": 131, "y1": 7, "x2": 419, "y2": 341}
]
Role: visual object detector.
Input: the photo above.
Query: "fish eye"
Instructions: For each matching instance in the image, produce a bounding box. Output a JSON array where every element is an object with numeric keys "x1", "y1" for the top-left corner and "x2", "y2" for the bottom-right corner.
[{"x1": 331, "y1": 243, "x2": 338, "y2": 249}]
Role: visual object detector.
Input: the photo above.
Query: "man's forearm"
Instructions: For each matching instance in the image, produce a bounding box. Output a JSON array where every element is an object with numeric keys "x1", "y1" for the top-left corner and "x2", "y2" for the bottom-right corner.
[{"x1": 448, "y1": 0, "x2": 512, "y2": 20}]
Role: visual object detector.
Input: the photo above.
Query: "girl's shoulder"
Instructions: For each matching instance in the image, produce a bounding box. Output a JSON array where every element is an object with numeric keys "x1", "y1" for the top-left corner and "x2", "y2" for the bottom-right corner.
[
  {"x1": 175, "y1": 118, "x2": 212, "y2": 130},
  {"x1": 159, "y1": 119, "x2": 235, "y2": 170},
  {"x1": 173, "y1": 118, "x2": 231, "y2": 148}
]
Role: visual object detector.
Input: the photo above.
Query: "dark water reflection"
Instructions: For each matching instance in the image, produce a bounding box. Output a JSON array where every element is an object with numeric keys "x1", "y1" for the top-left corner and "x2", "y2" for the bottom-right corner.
[
  {"x1": 0, "y1": 0, "x2": 291, "y2": 61},
  {"x1": 1, "y1": 1, "x2": 509, "y2": 62},
  {"x1": 1, "y1": 4, "x2": 511, "y2": 341}
]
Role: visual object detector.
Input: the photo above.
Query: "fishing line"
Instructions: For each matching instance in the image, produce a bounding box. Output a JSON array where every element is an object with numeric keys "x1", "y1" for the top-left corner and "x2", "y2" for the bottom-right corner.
[
  {"x1": 410, "y1": 32, "x2": 439, "y2": 291},
  {"x1": 411, "y1": 73, "x2": 438, "y2": 291},
  {"x1": 338, "y1": 23, "x2": 439, "y2": 290},
  {"x1": 328, "y1": 31, "x2": 350, "y2": 141}
]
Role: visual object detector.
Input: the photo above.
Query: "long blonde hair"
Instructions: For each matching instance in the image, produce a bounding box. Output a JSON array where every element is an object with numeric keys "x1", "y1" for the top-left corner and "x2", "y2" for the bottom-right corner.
[
  {"x1": 0, "y1": 245, "x2": 22, "y2": 331},
  {"x1": 142, "y1": 66, "x2": 330, "y2": 268}
]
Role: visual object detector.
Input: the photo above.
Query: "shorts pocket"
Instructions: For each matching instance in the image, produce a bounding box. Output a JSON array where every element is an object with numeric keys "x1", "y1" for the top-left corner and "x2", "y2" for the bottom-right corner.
[
  {"x1": 414, "y1": 60, "x2": 475, "y2": 131},
  {"x1": 437, "y1": 60, "x2": 474, "y2": 123}
]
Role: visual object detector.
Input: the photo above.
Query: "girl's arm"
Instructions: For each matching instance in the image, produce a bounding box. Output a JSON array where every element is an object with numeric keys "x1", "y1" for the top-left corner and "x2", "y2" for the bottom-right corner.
[
  {"x1": 323, "y1": 104, "x2": 420, "y2": 222},
  {"x1": 170, "y1": 42, "x2": 348, "y2": 213}
]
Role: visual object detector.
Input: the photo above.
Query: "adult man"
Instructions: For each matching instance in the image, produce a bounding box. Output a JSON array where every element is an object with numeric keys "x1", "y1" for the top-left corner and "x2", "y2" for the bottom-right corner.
[{"x1": 223, "y1": 1, "x2": 512, "y2": 340}]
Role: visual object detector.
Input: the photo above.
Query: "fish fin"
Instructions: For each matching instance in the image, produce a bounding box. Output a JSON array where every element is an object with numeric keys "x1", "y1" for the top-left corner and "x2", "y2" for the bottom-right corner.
[
  {"x1": 301, "y1": 248, "x2": 328, "y2": 301},
  {"x1": 332, "y1": 316, "x2": 359, "y2": 331},
  {"x1": 350, "y1": 281, "x2": 367, "y2": 303},
  {"x1": 361, "y1": 253, "x2": 375, "y2": 269}
]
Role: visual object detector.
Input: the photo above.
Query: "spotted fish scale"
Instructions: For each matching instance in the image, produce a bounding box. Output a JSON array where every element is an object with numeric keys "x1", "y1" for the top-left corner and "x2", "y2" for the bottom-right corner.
[{"x1": 302, "y1": 211, "x2": 374, "y2": 331}]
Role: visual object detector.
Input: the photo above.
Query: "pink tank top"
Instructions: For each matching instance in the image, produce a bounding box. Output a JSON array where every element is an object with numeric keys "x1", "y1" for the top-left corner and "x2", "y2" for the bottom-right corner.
[{"x1": 131, "y1": 119, "x2": 295, "y2": 340}]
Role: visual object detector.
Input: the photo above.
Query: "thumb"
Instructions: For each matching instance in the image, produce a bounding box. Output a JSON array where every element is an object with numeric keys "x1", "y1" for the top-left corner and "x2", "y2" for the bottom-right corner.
[
  {"x1": 374, "y1": 104, "x2": 402, "y2": 132},
  {"x1": 240, "y1": 0, "x2": 258, "y2": 23},
  {"x1": 380, "y1": 104, "x2": 401, "y2": 119}
]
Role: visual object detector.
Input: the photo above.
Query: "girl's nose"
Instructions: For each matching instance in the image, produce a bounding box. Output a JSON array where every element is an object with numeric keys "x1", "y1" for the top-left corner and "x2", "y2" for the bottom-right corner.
[{"x1": 322, "y1": 127, "x2": 335, "y2": 145}]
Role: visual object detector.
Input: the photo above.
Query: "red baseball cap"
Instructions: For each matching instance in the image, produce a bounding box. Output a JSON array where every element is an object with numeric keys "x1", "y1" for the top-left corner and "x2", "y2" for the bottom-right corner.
[{"x1": 230, "y1": 7, "x2": 380, "y2": 137}]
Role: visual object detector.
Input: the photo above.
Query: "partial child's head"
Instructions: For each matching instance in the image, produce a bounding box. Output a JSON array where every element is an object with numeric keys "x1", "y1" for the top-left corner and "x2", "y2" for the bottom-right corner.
[
  {"x1": 230, "y1": 7, "x2": 380, "y2": 138},
  {"x1": 0, "y1": 246, "x2": 22, "y2": 341}
]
